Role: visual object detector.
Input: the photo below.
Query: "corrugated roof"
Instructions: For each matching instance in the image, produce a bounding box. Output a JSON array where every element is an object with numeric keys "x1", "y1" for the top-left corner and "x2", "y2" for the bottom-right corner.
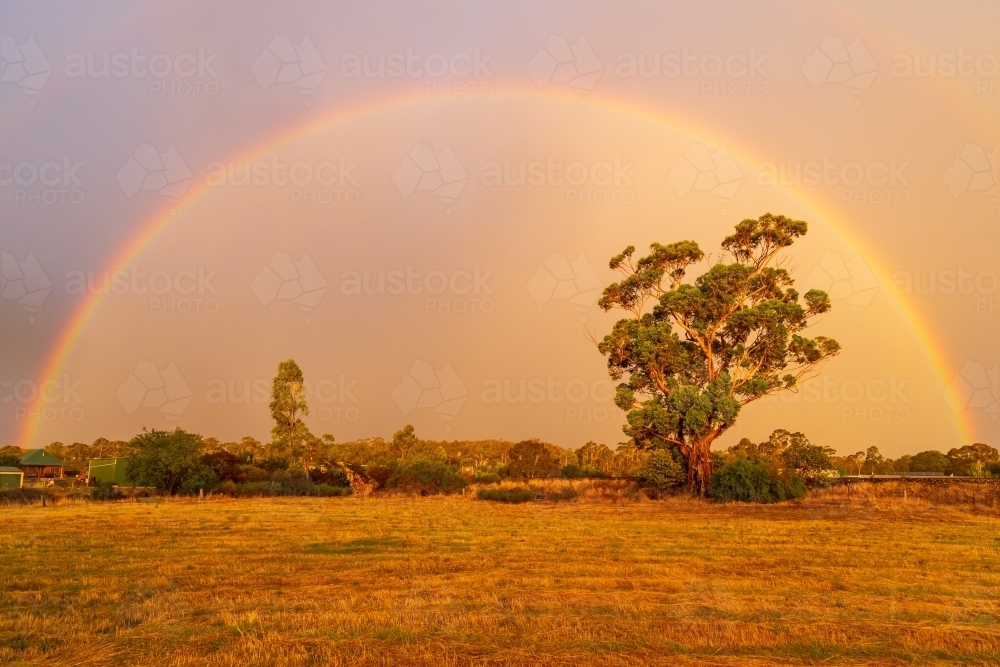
[
  {"x1": 0, "y1": 467, "x2": 23, "y2": 473},
  {"x1": 19, "y1": 449, "x2": 64, "y2": 466}
]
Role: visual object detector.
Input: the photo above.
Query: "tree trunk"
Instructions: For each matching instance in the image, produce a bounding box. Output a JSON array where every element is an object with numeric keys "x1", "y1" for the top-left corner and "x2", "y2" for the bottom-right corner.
[{"x1": 686, "y1": 437, "x2": 716, "y2": 497}]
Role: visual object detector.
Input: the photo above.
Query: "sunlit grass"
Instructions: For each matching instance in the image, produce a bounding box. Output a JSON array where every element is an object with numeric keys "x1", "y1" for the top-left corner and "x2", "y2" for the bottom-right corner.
[{"x1": 1, "y1": 493, "x2": 999, "y2": 666}]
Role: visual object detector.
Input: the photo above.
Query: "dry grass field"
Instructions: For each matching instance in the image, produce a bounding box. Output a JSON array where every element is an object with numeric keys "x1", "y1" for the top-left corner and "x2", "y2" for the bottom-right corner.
[{"x1": 2, "y1": 484, "x2": 1000, "y2": 666}]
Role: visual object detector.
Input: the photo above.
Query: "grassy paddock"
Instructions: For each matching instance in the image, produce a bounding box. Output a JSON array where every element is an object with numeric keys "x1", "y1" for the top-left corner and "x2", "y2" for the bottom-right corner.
[{"x1": 1, "y1": 492, "x2": 999, "y2": 666}]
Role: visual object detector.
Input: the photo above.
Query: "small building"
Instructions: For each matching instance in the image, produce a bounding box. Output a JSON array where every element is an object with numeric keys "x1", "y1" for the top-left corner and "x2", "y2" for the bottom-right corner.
[
  {"x1": 19, "y1": 449, "x2": 65, "y2": 479},
  {"x1": 88, "y1": 458, "x2": 131, "y2": 486},
  {"x1": 0, "y1": 466, "x2": 23, "y2": 489}
]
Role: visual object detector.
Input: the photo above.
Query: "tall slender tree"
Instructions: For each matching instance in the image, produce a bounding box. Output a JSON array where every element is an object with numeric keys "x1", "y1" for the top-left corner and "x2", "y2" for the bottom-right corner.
[
  {"x1": 269, "y1": 359, "x2": 311, "y2": 464},
  {"x1": 597, "y1": 214, "x2": 841, "y2": 495}
]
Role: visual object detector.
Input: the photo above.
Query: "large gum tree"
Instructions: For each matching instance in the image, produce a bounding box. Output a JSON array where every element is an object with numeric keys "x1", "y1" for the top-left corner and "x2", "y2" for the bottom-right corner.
[{"x1": 597, "y1": 214, "x2": 841, "y2": 495}]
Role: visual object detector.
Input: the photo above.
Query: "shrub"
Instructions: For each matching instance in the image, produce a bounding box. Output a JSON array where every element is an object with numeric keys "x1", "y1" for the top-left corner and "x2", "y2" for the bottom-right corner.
[
  {"x1": 385, "y1": 461, "x2": 466, "y2": 494},
  {"x1": 473, "y1": 472, "x2": 501, "y2": 484},
  {"x1": 477, "y1": 487, "x2": 534, "y2": 503},
  {"x1": 365, "y1": 465, "x2": 395, "y2": 488},
  {"x1": 90, "y1": 480, "x2": 122, "y2": 501},
  {"x1": 636, "y1": 450, "x2": 685, "y2": 490},
  {"x1": 309, "y1": 467, "x2": 350, "y2": 487},
  {"x1": 709, "y1": 458, "x2": 805, "y2": 503},
  {"x1": 546, "y1": 486, "x2": 578, "y2": 502},
  {"x1": 561, "y1": 464, "x2": 604, "y2": 479},
  {"x1": 314, "y1": 483, "x2": 352, "y2": 497},
  {"x1": 507, "y1": 440, "x2": 561, "y2": 478}
]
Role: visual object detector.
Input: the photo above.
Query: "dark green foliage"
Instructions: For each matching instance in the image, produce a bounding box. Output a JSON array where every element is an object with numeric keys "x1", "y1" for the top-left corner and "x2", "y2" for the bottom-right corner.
[
  {"x1": 561, "y1": 464, "x2": 602, "y2": 479},
  {"x1": 597, "y1": 214, "x2": 840, "y2": 495},
  {"x1": 90, "y1": 480, "x2": 122, "y2": 501},
  {"x1": 308, "y1": 467, "x2": 350, "y2": 487},
  {"x1": 366, "y1": 465, "x2": 396, "y2": 487},
  {"x1": 202, "y1": 450, "x2": 246, "y2": 483},
  {"x1": 507, "y1": 440, "x2": 561, "y2": 478},
  {"x1": 477, "y1": 487, "x2": 534, "y2": 503},
  {"x1": 947, "y1": 443, "x2": 999, "y2": 476},
  {"x1": 0, "y1": 447, "x2": 22, "y2": 468},
  {"x1": 473, "y1": 472, "x2": 501, "y2": 484},
  {"x1": 125, "y1": 429, "x2": 216, "y2": 495},
  {"x1": 635, "y1": 449, "x2": 685, "y2": 490},
  {"x1": 385, "y1": 461, "x2": 466, "y2": 494},
  {"x1": 709, "y1": 458, "x2": 805, "y2": 503},
  {"x1": 269, "y1": 359, "x2": 311, "y2": 464}
]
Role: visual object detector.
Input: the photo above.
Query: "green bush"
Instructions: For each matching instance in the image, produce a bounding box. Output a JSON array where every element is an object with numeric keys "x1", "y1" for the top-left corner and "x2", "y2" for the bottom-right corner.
[
  {"x1": 477, "y1": 487, "x2": 535, "y2": 503},
  {"x1": 385, "y1": 461, "x2": 466, "y2": 494},
  {"x1": 473, "y1": 472, "x2": 501, "y2": 484},
  {"x1": 561, "y1": 464, "x2": 603, "y2": 479},
  {"x1": 636, "y1": 450, "x2": 685, "y2": 490},
  {"x1": 709, "y1": 458, "x2": 805, "y2": 503},
  {"x1": 314, "y1": 483, "x2": 352, "y2": 497},
  {"x1": 90, "y1": 480, "x2": 122, "y2": 501}
]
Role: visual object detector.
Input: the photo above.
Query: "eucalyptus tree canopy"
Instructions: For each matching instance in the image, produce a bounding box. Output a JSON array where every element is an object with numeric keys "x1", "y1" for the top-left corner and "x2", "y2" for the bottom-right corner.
[{"x1": 597, "y1": 213, "x2": 841, "y2": 495}]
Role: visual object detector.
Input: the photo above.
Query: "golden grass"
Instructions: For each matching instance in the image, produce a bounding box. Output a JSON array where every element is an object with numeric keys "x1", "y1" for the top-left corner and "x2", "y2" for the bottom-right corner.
[{"x1": 2, "y1": 489, "x2": 999, "y2": 666}]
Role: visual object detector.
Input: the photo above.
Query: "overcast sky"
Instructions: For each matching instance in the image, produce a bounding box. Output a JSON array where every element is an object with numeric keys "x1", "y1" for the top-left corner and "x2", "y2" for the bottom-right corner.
[{"x1": 0, "y1": 0, "x2": 997, "y2": 455}]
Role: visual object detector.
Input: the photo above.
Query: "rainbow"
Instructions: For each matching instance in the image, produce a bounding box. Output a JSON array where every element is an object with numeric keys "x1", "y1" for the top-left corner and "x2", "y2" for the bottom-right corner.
[{"x1": 16, "y1": 88, "x2": 974, "y2": 448}]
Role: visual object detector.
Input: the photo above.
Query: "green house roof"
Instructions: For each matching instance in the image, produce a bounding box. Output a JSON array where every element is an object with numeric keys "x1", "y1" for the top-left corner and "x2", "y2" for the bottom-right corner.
[
  {"x1": 19, "y1": 449, "x2": 64, "y2": 466},
  {"x1": 0, "y1": 467, "x2": 23, "y2": 473}
]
